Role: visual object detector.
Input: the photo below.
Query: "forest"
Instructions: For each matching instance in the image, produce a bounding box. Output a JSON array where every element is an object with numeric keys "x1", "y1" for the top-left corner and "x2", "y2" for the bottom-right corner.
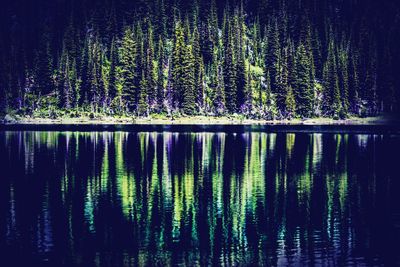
[{"x1": 0, "y1": 0, "x2": 399, "y2": 120}]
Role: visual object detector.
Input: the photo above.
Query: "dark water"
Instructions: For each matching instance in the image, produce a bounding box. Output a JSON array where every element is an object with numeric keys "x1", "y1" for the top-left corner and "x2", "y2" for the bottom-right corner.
[{"x1": 0, "y1": 131, "x2": 400, "y2": 266}]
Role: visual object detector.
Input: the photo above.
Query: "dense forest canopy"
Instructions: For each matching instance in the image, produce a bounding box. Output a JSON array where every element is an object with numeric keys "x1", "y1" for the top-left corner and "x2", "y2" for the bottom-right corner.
[{"x1": 0, "y1": 0, "x2": 399, "y2": 119}]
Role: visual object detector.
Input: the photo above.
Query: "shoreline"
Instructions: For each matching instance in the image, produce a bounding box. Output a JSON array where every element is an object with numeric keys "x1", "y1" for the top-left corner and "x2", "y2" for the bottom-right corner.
[{"x1": 1, "y1": 115, "x2": 398, "y2": 126}]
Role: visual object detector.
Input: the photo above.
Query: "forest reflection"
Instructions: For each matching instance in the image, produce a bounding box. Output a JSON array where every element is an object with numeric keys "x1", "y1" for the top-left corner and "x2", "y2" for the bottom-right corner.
[{"x1": 0, "y1": 131, "x2": 399, "y2": 266}]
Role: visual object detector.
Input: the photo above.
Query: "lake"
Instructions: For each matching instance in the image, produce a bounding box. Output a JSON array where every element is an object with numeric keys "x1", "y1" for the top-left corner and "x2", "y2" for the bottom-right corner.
[{"x1": 0, "y1": 130, "x2": 399, "y2": 266}]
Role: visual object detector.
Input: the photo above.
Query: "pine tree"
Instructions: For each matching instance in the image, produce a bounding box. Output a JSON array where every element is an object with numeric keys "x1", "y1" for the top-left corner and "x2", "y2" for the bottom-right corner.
[
  {"x1": 348, "y1": 49, "x2": 360, "y2": 114},
  {"x1": 172, "y1": 22, "x2": 185, "y2": 109},
  {"x1": 156, "y1": 37, "x2": 165, "y2": 112},
  {"x1": 181, "y1": 43, "x2": 196, "y2": 115},
  {"x1": 243, "y1": 64, "x2": 253, "y2": 113},
  {"x1": 35, "y1": 31, "x2": 53, "y2": 96},
  {"x1": 138, "y1": 70, "x2": 149, "y2": 116},
  {"x1": 276, "y1": 47, "x2": 289, "y2": 113},
  {"x1": 79, "y1": 38, "x2": 90, "y2": 106},
  {"x1": 120, "y1": 27, "x2": 137, "y2": 112},
  {"x1": 145, "y1": 22, "x2": 156, "y2": 109},
  {"x1": 133, "y1": 22, "x2": 144, "y2": 112},
  {"x1": 108, "y1": 38, "x2": 118, "y2": 102},
  {"x1": 323, "y1": 41, "x2": 342, "y2": 117},
  {"x1": 365, "y1": 54, "x2": 378, "y2": 116},
  {"x1": 223, "y1": 26, "x2": 237, "y2": 113},
  {"x1": 285, "y1": 86, "x2": 296, "y2": 119},
  {"x1": 265, "y1": 19, "x2": 280, "y2": 105},
  {"x1": 294, "y1": 44, "x2": 313, "y2": 118},
  {"x1": 63, "y1": 57, "x2": 73, "y2": 109},
  {"x1": 236, "y1": 46, "x2": 247, "y2": 110},
  {"x1": 214, "y1": 62, "x2": 225, "y2": 115},
  {"x1": 338, "y1": 49, "x2": 349, "y2": 116},
  {"x1": 192, "y1": 26, "x2": 205, "y2": 111}
]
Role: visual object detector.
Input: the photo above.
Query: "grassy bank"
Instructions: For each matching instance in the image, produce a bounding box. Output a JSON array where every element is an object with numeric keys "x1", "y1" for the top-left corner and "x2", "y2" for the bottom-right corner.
[{"x1": 1, "y1": 113, "x2": 396, "y2": 126}]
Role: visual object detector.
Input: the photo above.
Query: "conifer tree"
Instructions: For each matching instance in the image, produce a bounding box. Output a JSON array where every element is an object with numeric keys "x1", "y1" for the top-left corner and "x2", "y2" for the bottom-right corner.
[
  {"x1": 120, "y1": 27, "x2": 137, "y2": 112},
  {"x1": 144, "y1": 23, "x2": 156, "y2": 109},
  {"x1": 172, "y1": 21, "x2": 186, "y2": 109},
  {"x1": 35, "y1": 32, "x2": 53, "y2": 96},
  {"x1": 138, "y1": 70, "x2": 149, "y2": 116},
  {"x1": 192, "y1": 26, "x2": 205, "y2": 111},
  {"x1": 214, "y1": 62, "x2": 225, "y2": 115},
  {"x1": 181, "y1": 43, "x2": 196, "y2": 115},
  {"x1": 265, "y1": 19, "x2": 280, "y2": 103},
  {"x1": 285, "y1": 86, "x2": 296, "y2": 118},
  {"x1": 108, "y1": 38, "x2": 118, "y2": 102},
  {"x1": 223, "y1": 27, "x2": 237, "y2": 113},
  {"x1": 338, "y1": 49, "x2": 349, "y2": 116},
  {"x1": 236, "y1": 46, "x2": 247, "y2": 110},
  {"x1": 323, "y1": 41, "x2": 342, "y2": 117},
  {"x1": 156, "y1": 37, "x2": 165, "y2": 112},
  {"x1": 172, "y1": 21, "x2": 196, "y2": 114},
  {"x1": 294, "y1": 44, "x2": 313, "y2": 117},
  {"x1": 348, "y1": 49, "x2": 360, "y2": 114},
  {"x1": 79, "y1": 39, "x2": 90, "y2": 106},
  {"x1": 276, "y1": 47, "x2": 289, "y2": 113}
]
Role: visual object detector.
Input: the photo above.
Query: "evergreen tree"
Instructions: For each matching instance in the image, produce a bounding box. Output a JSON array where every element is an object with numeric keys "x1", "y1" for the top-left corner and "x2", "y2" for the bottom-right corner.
[
  {"x1": 120, "y1": 27, "x2": 137, "y2": 112},
  {"x1": 294, "y1": 44, "x2": 313, "y2": 117},
  {"x1": 108, "y1": 38, "x2": 118, "y2": 102},
  {"x1": 156, "y1": 37, "x2": 165, "y2": 112},
  {"x1": 0, "y1": 0, "x2": 398, "y2": 118},
  {"x1": 35, "y1": 31, "x2": 53, "y2": 96},
  {"x1": 285, "y1": 86, "x2": 296, "y2": 119},
  {"x1": 181, "y1": 43, "x2": 196, "y2": 115},
  {"x1": 138, "y1": 70, "x2": 149, "y2": 116},
  {"x1": 265, "y1": 19, "x2": 280, "y2": 106},
  {"x1": 192, "y1": 26, "x2": 205, "y2": 111},
  {"x1": 323, "y1": 41, "x2": 342, "y2": 117},
  {"x1": 276, "y1": 47, "x2": 288, "y2": 113},
  {"x1": 145, "y1": 23, "x2": 156, "y2": 109},
  {"x1": 236, "y1": 46, "x2": 247, "y2": 110},
  {"x1": 223, "y1": 27, "x2": 237, "y2": 113},
  {"x1": 348, "y1": 49, "x2": 360, "y2": 114},
  {"x1": 214, "y1": 62, "x2": 225, "y2": 115},
  {"x1": 172, "y1": 22, "x2": 186, "y2": 108},
  {"x1": 79, "y1": 39, "x2": 90, "y2": 106},
  {"x1": 338, "y1": 49, "x2": 349, "y2": 116}
]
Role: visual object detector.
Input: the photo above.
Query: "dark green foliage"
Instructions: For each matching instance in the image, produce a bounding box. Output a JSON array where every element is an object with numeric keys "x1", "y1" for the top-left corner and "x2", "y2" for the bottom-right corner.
[
  {"x1": 223, "y1": 26, "x2": 237, "y2": 113},
  {"x1": 265, "y1": 19, "x2": 280, "y2": 105},
  {"x1": 294, "y1": 44, "x2": 313, "y2": 118},
  {"x1": 156, "y1": 37, "x2": 165, "y2": 112},
  {"x1": 79, "y1": 39, "x2": 90, "y2": 106},
  {"x1": 285, "y1": 86, "x2": 296, "y2": 118},
  {"x1": 323, "y1": 41, "x2": 342, "y2": 117},
  {"x1": 138, "y1": 70, "x2": 149, "y2": 116},
  {"x1": 192, "y1": 26, "x2": 205, "y2": 111},
  {"x1": 214, "y1": 63, "x2": 225, "y2": 115},
  {"x1": 35, "y1": 31, "x2": 54, "y2": 96},
  {"x1": 0, "y1": 0, "x2": 397, "y2": 118},
  {"x1": 348, "y1": 49, "x2": 360, "y2": 114},
  {"x1": 236, "y1": 49, "x2": 246, "y2": 110},
  {"x1": 120, "y1": 27, "x2": 137, "y2": 112},
  {"x1": 144, "y1": 23, "x2": 156, "y2": 109},
  {"x1": 181, "y1": 45, "x2": 196, "y2": 115},
  {"x1": 108, "y1": 38, "x2": 118, "y2": 102}
]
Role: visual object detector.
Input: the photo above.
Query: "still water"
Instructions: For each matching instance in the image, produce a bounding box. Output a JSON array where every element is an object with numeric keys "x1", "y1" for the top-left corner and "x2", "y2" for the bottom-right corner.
[{"x1": 0, "y1": 131, "x2": 399, "y2": 266}]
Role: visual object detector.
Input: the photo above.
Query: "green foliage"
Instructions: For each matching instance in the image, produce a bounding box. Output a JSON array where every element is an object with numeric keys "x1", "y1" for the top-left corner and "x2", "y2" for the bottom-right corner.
[
  {"x1": 223, "y1": 25, "x2": 237, "y2": 113},
  {"x1": 2, "y1": 0, "x2": 395, "y2": 119},
  {"x1": 294, "y1": 44, "x2": 314, "y2": 118},
  {"x1": 285, "y1": 86, "x2": 296, "y2": 119},
  {"x1": 120, "y1": 27, "x2": 137, "y2": 112}
]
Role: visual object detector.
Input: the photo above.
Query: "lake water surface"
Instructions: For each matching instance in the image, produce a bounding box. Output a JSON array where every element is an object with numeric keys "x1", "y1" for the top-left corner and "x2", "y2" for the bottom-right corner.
[{"x1": 0, "y1": 131, "x2": 399, "y2": 266}]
